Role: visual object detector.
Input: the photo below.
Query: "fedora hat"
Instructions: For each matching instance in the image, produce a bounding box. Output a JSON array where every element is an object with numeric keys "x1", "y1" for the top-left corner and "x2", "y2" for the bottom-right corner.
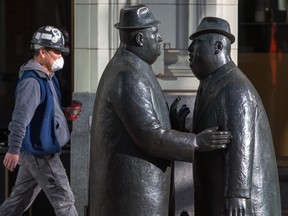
[
  {"x1": 189, "y1": 17, "x2": 235, "y2": 43},
  {"x1": 114, "y1": 4, "x2": 160, "y2": 30}
]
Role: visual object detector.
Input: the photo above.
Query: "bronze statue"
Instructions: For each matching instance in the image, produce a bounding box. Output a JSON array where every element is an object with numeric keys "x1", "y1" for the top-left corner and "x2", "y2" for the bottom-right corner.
[
  {"x1": 89, "y1": 6, "x2": 231, "y2": 216},
  {"x1": 188, "y1": 17, "x2": 281, "y2": 216}
]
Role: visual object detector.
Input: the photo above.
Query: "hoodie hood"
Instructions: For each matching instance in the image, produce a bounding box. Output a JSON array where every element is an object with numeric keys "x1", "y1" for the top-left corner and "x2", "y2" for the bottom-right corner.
[{"x1": 19, "y1": 59, "x2": 52, "y2": 79}]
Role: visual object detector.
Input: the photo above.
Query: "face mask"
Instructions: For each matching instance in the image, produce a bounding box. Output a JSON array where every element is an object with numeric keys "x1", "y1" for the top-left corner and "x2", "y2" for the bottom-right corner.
[{"x1": 51, "y1": 56, "x2": 64, "y2": 72}]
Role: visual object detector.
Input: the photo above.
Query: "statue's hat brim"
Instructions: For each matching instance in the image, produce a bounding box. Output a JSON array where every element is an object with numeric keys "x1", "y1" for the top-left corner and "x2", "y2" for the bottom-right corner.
[
  {"x1": 114, "y1": 4, "x2": 160, "y2": 30},
  {"x1": 189, "y1": 17, "x2": 235, "y2": 43}
]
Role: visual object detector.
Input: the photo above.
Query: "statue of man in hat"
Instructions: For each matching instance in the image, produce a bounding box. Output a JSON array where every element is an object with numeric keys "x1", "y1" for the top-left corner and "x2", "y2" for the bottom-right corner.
[
  {"x1": 187, "y1": 17, "x2": 281, "y2": 215},
  {"x1": 89, "y1": 5, "x2": 232, "y2": 216}
]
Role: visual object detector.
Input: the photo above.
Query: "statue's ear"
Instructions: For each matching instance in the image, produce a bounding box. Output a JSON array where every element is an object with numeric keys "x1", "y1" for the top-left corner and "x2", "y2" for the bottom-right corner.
[
  {"x1": 214, "y1": 41, "x2": 223, "y2": 54},
  {"x1": 135, "y1": 33, "x2": 144, "y2": 46}
]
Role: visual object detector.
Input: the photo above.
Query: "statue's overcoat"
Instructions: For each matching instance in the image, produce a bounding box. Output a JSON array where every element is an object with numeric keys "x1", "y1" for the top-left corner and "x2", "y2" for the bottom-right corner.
[
  {"x1": 89, "y1": 47, "x2": 196, "y2": 216},
  {"x1": 192, "y1": 62, "x2": 281, "y2": 216}
]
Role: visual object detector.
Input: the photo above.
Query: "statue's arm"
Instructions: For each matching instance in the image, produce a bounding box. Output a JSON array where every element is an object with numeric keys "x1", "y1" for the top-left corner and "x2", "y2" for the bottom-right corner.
[
  {"x1": 218, "y1": 84, "x2": 255, "y2": 214},
  {"x1": 114, "y1": 72, "x2": 229, "y2": 162}
]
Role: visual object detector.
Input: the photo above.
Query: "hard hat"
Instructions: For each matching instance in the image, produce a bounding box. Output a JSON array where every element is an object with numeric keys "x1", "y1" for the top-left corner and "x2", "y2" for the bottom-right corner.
[{"x1": 30, "y1": 26, "x2": 70, "y2": 54}]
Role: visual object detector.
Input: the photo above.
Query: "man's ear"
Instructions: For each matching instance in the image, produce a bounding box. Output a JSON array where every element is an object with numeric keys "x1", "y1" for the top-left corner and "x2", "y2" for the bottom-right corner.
[
  {"x1": 135, "y1": 33, "x2": 144, "y2": 46},
  {"x1": 39, "y1": 48, "x2": 47, "y2": 58},
  {"x1": 214, "y1": 41, "x2": 223, "y2": 54}
]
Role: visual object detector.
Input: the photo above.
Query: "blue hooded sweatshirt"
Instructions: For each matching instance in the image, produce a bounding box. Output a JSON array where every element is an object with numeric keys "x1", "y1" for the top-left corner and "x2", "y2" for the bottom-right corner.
[{"x1": 8, "y1": 59, "x2": 70, "y2": 156}]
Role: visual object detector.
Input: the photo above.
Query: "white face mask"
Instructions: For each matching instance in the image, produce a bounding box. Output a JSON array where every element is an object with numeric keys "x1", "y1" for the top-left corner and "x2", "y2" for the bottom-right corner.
[{"x1": 51, "y1": 56, "x2": 64, "y2": 72}]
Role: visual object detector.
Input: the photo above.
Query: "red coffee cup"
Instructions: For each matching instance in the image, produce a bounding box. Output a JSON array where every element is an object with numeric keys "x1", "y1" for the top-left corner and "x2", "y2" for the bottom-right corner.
[{"x1": 67, "y1": 100, "x2": 82, "y2": 121}]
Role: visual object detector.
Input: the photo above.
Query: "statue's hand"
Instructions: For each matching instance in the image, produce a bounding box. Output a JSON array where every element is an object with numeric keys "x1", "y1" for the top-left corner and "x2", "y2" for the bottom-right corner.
[
  {"x1": 222, "y1": 197, "x2": 252, "y2": 216},
  {"x1": 169, "y1": 97, "x2": 190, "y2": 132},
  {"x1": 195, "y1": 127, "x2": 231, "y2": 151}
]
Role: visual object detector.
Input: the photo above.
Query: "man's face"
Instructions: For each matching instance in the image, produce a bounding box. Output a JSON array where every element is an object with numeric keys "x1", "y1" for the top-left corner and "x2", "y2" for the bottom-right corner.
[
  {"x1": 141, "y1": 26, "x2": 162, "y2": 64},
  {"x1": 37, "y1": 48, "x2": 63, "y2": 74}
]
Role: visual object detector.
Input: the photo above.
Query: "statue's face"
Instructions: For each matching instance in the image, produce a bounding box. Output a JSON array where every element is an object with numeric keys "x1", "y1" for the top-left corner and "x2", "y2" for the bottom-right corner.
[
  {"x1": 141, "y1": 26, "x2": 162, "y2": 64},
  {"x1": 188, "y1": 34, "x2": 214, "y2": 80}
]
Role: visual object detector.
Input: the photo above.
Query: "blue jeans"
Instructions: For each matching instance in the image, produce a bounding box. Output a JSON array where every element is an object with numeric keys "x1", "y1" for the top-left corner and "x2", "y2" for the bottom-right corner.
[{"x1": 0, "y1": 153, "x2": 78, "y2": 216}]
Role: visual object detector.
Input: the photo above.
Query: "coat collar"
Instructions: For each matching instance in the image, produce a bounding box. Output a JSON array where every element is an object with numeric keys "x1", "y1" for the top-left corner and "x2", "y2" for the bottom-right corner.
[{"x1": 199, "y1": 61, "x2": 237, "y2": 94}]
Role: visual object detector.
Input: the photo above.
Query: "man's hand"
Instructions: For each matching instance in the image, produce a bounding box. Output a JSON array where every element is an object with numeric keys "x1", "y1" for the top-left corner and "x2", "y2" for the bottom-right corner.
[
  {"x1": 3, "y1": 153, "x2": 19, "y2": 172},
  {"x1": 196, "y1": 127, "x2": 232, "y2": 151},
  {"x1": 222, "y1": 197, "x2": 252, "y2": 216},
  {"x1": 169, "y1": 97, "x2": 190, "y2": 132}
]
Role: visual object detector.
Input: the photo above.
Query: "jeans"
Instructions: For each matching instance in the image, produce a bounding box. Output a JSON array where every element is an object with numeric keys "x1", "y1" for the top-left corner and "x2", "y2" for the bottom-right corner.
[{"x1": 0, "y1": 153, "x2": 78, "y2": 216}]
